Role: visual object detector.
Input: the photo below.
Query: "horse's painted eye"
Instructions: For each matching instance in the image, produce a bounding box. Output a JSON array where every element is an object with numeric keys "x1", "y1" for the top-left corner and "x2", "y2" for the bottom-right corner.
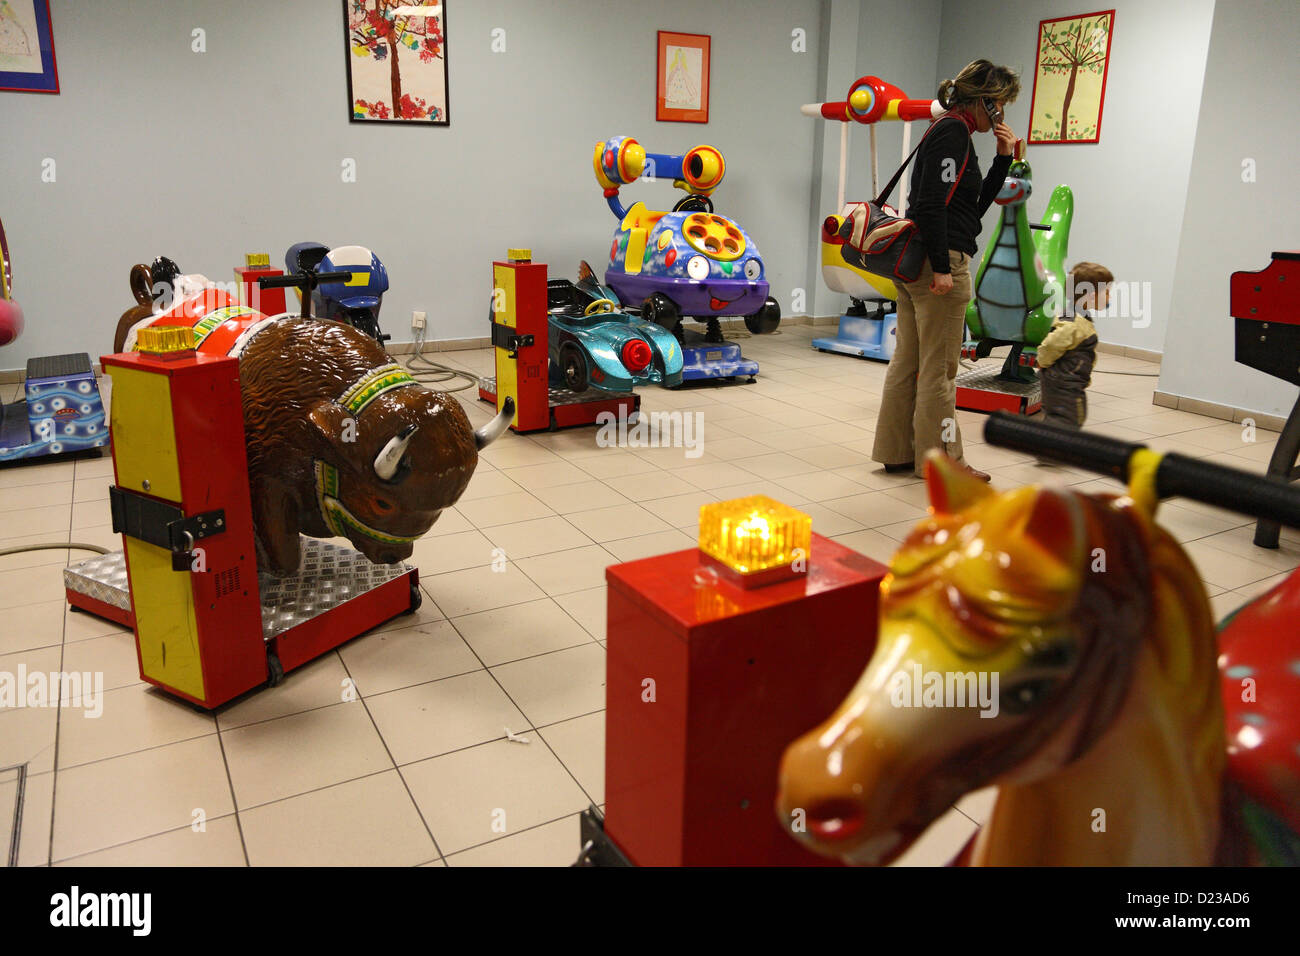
[
  {"x1": 373, "y1": 497, "x2": 395, "y2": 513},
  {"x1": 1000, "y1": 678, "x2": 1057, "y2": 715}
]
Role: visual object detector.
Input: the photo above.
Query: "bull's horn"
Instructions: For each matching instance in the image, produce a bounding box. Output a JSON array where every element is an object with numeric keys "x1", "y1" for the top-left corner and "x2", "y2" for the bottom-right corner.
[
  {"x1": 374, "y1": 423, "x2": 418, "y2": 481},
  {"x1": 475, "y1": 397, "x2": 515, "y2": 450}
]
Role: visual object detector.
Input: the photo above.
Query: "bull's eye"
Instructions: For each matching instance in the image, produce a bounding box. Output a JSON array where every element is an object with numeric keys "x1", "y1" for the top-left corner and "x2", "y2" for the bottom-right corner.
[{"x1": 999, "y1": 678, "x2": 1057, "y2": 715}]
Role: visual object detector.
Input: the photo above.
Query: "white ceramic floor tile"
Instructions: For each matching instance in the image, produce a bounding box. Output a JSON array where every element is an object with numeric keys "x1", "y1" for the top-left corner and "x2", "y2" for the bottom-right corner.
[
  {"x1": 339, "y1": 618, "x2": 482, "y2": 697},
  {"x1": 538, "y1": 711, "x2": 604, "y2": 805},
  {"x1": 57, "y1": 684, "x2": 217, "y2": 770},
  {"x1": 55, "y1": 815, "x2": 246, "y2": 867},
  {"x1": 239, "y1": 770, "x2": 437, "y2": 867},
  {"x1": 51, "y1": 734, "x2": 236, "y2": 862},
  {"x1": 421, "y1": 563, "x2": 545, "y2": 618},
  {"x1": 490, "y1": 643, "x2": 606, "y2": 728},
  {"x1": 364, "y1": 670, "x2": 530, "y2": 765},
  {"x1": 455, "y1": 491, "x2": 556, "y2": 529},
  {"x1": 514, "y1": 544, "x2": 616, "y2": 596},
  {"x1": 221, "y1": 700, "x2": 392, "y2": 809},
  {"x1": 451, "y1": 598, "x2": 594, "y2": 666},
  {"x1": 402, "y1": 738, "x2": 590, "y2": 855},
  {"x1": 564, "y1": 503, "x2": 672, "y2": 542},
  {"x1": 445, "y1": 813, "x2": 582, "y2": 866},
  {"x1": 554, "y1": 587, "x2": 607, "y2": 641}
]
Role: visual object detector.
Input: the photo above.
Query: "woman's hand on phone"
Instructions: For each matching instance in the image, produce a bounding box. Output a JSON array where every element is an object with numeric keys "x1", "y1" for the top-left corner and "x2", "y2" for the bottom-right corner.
[
  {"x1": 994, "y1": 122, "x2": 1017, "y2": 156},
  {"x1": 930, "y1": 272, "x2": 954, "y2": 296}
]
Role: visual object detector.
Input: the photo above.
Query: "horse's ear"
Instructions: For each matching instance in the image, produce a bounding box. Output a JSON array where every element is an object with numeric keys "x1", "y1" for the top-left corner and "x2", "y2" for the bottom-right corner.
[
  {"x1": 925, "y1": 452, "x2": 995, "y2": 514},
  {"x1": 1021, "y1": 487, "x2": 1083, "y2": 566}
]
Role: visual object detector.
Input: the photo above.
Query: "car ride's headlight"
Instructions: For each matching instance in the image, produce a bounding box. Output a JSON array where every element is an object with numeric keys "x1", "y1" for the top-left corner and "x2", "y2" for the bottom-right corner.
[
  {"x1": 744, "y1": 259, "x2": 762, "y2": 280},
  {"x1": 687, "y1": 255, "x2": 709, "y2": 280}
]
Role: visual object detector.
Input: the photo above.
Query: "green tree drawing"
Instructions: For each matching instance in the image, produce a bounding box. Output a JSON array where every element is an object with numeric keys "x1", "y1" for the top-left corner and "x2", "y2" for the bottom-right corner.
[{"x1": 1038, "y1": 13, "x2": 1111, "y2": 140}]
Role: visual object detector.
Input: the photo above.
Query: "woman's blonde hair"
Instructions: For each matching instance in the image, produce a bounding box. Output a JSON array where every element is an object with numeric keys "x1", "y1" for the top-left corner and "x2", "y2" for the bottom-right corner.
[{"x1": 938, "y1": 59, "x2": 1021, "y2": 110}]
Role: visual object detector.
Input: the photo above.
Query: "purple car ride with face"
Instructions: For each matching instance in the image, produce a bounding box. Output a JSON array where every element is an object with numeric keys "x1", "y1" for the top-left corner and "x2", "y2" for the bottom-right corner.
[{"x1": 593, "y1": 135, "x2": 781, "y2": 341}]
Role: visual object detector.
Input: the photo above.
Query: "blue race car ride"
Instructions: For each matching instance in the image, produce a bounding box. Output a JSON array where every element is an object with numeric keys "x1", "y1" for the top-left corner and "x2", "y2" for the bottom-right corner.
[{"x1": 546, "y1": 262, "x2": 684, "y2": 393}]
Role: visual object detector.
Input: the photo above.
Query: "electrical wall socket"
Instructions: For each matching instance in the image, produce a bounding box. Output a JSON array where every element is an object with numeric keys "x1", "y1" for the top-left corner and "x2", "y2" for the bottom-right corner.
[{"x1": 411, "y1": 310, "x2": 426, "y2": 331}]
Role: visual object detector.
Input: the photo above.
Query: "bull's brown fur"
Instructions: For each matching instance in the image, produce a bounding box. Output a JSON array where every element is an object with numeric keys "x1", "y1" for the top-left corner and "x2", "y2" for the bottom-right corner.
[{"x1": 237, "y1": 318, "x2": 478, "y2": 574}]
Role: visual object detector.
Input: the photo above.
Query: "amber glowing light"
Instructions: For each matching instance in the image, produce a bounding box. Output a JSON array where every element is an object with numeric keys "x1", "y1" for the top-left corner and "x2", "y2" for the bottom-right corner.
[
  {"x1": 698, "y1": 496, "x2": 812, "y2": 584},
  {"x1": 135, "y1": 326, "x2": 196, "y2": 356}
]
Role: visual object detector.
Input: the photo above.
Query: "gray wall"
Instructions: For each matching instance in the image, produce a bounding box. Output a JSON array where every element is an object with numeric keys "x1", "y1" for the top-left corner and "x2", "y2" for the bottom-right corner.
[
  {"x1": 935, "y1": 0, "x2": 1215, "y2": 354},
  {"x1": 1, "y1": 0, "x2": 822, "y2": 369},
  {"x1": 1158, "y1": 0, "x2": 1300, "y2": 418}
]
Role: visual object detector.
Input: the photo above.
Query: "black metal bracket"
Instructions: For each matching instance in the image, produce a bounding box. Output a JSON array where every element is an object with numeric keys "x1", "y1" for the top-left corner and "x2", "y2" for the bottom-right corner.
[
  {"x1": 573, "y1": 805, "x2": 633, "y2": 867},
  {"x1": 109, "y1": 486, "x2": 225, "y2": 571},
  {"x1": 491, "y1": 321, "x2": 534, "y2": 358}
]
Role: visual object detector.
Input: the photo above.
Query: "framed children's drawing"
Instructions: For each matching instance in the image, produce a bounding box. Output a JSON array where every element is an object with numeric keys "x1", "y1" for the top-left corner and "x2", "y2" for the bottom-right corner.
[
  {"x1": 345, "y1": 0, "x2": 449, "y2": 125},
  {"x1": 657, "y1": 31, "x2": 709, "y2": 124},
  {"x1": 1028, "y1": 10, "x2": 1115, "y2": 144},
  {"x1": 0, "y1": 0, "x2": 59, "y2": 94}
]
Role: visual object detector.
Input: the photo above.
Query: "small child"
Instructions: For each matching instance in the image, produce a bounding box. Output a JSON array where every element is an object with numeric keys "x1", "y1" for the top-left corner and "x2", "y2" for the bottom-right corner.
[{"x1": 1036, "y1": 261, "x2": 1113, "y2": 431}]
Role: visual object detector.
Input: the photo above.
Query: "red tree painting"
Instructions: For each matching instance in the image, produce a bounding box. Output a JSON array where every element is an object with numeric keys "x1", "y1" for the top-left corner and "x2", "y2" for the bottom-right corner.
[{"x1": 346, "y1": 0, "x2": 447, "y2": 123}]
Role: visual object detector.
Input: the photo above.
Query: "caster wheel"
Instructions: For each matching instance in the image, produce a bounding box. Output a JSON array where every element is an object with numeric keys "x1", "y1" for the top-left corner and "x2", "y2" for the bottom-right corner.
[
  {"x1": 744, "y1": 297, "x2": 781, "y2": 335},
  {"x1": 406, "y1": 579, "x2": 423, "y2": 614},
  {"x1": 266, "y1": 651, "x2": 284, "y2": 687}
]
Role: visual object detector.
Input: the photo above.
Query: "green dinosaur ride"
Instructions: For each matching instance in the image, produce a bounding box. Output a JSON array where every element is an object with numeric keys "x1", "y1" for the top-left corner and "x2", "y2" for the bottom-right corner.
[{"x1": 964, "y1": 159, "x2": 1073, "y2": 383}]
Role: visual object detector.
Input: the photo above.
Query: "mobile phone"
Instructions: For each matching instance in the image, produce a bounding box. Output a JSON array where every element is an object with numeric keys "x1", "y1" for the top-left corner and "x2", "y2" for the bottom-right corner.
[{"x1": 983, "y1": 98, "x2": 1003, "y2": 128}]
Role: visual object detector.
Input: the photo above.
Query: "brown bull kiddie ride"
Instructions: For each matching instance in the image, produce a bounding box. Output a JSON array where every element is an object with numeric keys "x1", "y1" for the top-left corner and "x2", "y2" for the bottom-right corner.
[{"x1": 64, "y1": 281, "x2": 512, "y2": 708}]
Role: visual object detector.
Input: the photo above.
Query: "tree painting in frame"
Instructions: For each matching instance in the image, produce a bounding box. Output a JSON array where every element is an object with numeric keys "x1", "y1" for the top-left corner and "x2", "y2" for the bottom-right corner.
[
  {"x1": 0, "y1": 0, "x2": 58, "y2": 94},
  {"x1": 345, "y1": 0, "x2": 449, "y2": 125},
  {"x1": 1028, "y1": 10, "x2": 1115, "y2": 144},
  {"x1": 657, "y1": 31, "x2": 709, "y2": 124}
]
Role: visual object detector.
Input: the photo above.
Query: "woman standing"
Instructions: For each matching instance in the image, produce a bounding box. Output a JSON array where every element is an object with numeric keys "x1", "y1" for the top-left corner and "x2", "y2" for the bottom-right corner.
[{"x1": 872, "y1": 59, "x2": 1020, "y2": 481}]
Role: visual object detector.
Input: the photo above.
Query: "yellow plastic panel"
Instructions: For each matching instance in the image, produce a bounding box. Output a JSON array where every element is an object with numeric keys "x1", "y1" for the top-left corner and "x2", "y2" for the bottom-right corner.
[
  {"x1": 126, "y1": 538, "x2": 205, "y2": 701},
  {"x1": 493, "y1": 264, "x2": 520, "y2": 428},
  {"x1": 108, "y1": 366, "x2": 183, "y2": 502},
  {"x1": 624, "y1": 229, "x2": 647, "y2": 275}
]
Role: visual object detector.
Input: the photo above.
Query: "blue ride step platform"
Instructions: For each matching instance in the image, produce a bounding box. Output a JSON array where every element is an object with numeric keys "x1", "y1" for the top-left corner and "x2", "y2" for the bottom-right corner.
[
  {"x1": 679, "y1": 342, "x2": 758, "y2": 384},
  {"x1": 0, "y1": 353, "x2": 110, "y2": 463},
  {"x1": 812, "y1": 304, "x2": 897, "y2": 362},
  {"x1": 674, "y1": 327, "x2": 758, "y2": 385}
]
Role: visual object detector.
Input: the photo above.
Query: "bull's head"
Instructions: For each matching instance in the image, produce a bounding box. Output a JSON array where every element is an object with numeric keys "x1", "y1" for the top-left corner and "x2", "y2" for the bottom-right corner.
[{"x1": 308, "y1": 387, "x2": 513, "y2": 565}]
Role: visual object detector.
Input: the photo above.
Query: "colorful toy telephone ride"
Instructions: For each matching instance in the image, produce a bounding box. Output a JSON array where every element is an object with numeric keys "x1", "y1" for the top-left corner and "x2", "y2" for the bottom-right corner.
[{"x1": 593, "y1": 136, "x2": 778, "y2": 383}]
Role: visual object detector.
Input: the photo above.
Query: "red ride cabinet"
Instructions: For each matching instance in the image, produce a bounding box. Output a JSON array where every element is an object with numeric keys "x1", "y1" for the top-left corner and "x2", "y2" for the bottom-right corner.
[{"x1": 603, "y1": 533, "x2": 887, "y2": 866}]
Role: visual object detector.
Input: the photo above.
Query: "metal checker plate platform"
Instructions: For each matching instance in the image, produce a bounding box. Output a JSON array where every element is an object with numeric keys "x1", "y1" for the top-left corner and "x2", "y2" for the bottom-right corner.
[
  {"x1": 63, "y1": 551, "x2": 131, "y2": 611},
  {"x1": 64, "y1": 539, "x2": 411, "y2": 641},
  {"x1": 955, "y1": 367, "x2": 1042, "y2": 400},
  {"x1": 478, "y1": 376, "x2": 628, "y2": 408}
]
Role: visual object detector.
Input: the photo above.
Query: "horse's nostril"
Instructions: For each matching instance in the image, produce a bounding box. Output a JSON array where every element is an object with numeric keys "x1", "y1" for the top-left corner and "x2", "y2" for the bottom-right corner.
[{"x1": 804, "y1": 798, "x2": 865, "y2": 841}]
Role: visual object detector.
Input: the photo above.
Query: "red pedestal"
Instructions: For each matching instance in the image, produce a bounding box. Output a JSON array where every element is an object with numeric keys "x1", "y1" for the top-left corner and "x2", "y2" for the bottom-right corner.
[
  {"x1": 234, "y1": 266, "x2": 287, "y2": 316},
  {"x1": 603, "y1": 534, "x2": 888, "y2": 866}
]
